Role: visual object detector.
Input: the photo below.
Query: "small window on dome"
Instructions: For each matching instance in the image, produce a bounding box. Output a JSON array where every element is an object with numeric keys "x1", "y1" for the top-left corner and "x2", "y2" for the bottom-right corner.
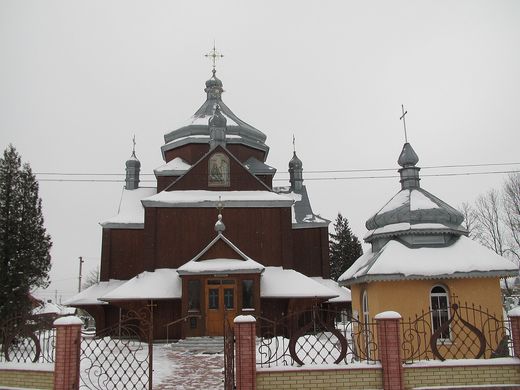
[{"x1": 208, "y1": 153, "x2": 230, "y2": 187}]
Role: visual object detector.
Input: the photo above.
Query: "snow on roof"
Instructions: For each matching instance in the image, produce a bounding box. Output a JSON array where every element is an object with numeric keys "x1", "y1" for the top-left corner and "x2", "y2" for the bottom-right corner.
[
  {"x1": 377, "y1": 189, "x2": 438, "y2": 215},
  {"x1": 310, "y1": 277, "x2": 352, "y2": 303},
  {"x1": 261, "y1": 267, "x2": 339, "y2": 299},
  {"x1": 101, "y1": 269, "x2": 182, "y2": 301},
  {"x1": 178, "y1": 233, "x2": 265, "y2": 275},
  {"x1": 142, "y1": 190, "x2": 294, "y2": 208},
  {"x1": 273, "y1": 186, "x2": 329, "y2": 228},
  {"x1": 32, "y1": 302, "x2": 76, "y2": 316},
  {"x1": 154, "y1": 157, "x2": 192, "y2": 176},
  {"x1": 101, "y1": 187, "x2": 156, "y2": 229},
  {"x1": 178, "y1": 258, "x2": 264, "y2": 275},
  {"x1": 63, "y1": 280, "x2": 125, "y2": 306},
  {"x1": 339, "y1": 235, "x2": 518, "y2": 284}
]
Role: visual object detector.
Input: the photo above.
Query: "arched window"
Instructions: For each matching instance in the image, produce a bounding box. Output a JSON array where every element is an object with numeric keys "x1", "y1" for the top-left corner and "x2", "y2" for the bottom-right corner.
[
  {"x1": 430, "y1": 285, "x2": 450, "y2": 339},
  {"x1": 362, "y1": 290, "x2": 369, "y2": 324}
]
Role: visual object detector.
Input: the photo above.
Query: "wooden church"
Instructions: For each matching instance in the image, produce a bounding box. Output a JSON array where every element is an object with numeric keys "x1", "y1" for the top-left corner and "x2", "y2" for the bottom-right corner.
[{"x1": 65, "y1": 67, "x2": 350, "y2": 339}]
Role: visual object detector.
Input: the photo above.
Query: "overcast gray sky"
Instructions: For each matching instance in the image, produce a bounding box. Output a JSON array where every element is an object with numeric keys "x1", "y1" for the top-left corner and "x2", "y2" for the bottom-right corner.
[{"x1": 1, "y1": 0, "x2": 519, "y2": 302}]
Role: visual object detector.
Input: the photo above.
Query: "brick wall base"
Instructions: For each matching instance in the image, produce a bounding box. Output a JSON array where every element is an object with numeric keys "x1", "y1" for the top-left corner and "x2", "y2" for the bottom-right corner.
[
  {"x1": 404, "y1": 361, "x2": 520, "y2": 389},
  {"x1": 256, "y1": 366, "x2": 383, "y2": 390},
  {"x1": 0, "y1": 367, "x2": 54, "y2": 390}
]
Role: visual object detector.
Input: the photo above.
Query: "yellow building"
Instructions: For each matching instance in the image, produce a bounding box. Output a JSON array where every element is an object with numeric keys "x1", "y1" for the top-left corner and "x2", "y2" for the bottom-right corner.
[{"x1": 339, "y1": 142, "x2": 517, "y2": 360}]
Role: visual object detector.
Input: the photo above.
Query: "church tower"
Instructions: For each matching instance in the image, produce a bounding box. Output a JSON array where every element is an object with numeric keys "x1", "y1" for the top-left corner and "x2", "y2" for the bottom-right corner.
[{"x1": 125, "y1": 139, "x2": 140, "y2": 190}]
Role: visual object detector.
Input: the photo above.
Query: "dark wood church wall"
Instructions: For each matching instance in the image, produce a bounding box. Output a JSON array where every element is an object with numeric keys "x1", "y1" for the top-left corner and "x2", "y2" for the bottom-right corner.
[
  {"x1": 156, "y1": 176, "x2": 179, "y2": 192},
  {"x1": 100, "y1": 228, "x2": 146, "y2": 281},
  {"x1": 164, "y1": 144, "x2": 209, "y2": 165},
  {"x1": 226, "y1": 144, "x2": 266, "y2": 163},
  {"x1": 292, "y1": 227, "x2": 329, "y2": 278},
  {"x1": 164, "y1": 143, "x2": 266, "y2": 166},
  {"x1": 145, "y1": 207, "x2": 293, "y2": 269}
]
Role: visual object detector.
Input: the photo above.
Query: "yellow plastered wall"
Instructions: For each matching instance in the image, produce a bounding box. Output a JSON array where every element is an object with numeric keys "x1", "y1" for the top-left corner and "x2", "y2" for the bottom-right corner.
[
  {"x1": 0, "y1": 368, "x2": 54, "y2": 390},
  {"x1": 404, "y1": 363, "x2": 520, "y2": 389},
  {"x1": 351, "y1": 277, "x2": 503, "y2": 322},
  {"x1": 256, "y1": 367, "x2": 383, "y2": 390},
  {"x1": 351, "y1": 277, "x2": 504, "y2": 359}
]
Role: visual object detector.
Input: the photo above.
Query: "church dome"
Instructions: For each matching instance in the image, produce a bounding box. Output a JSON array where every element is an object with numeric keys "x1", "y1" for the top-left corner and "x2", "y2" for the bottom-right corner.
[
  {"x1": 126, "y1": 154, "x2": 141, "y2": 168},
  {"x1": 209, "y1": 105, "x2": 227, "y2": 128},
  {"x1": 289, "y1": 152, "x2": 303, "y2": 170},
  {"x1": 364, "y1": 142, "x2": 466, "y2": 242},
  {"x1": 205, "y1": 73, "x2": 223, "y2": 89}
]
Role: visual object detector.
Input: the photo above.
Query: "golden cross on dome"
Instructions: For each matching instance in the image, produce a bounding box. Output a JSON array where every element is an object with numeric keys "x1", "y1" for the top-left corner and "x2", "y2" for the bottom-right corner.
[
  {"x1": 205, "y1": 42, "x2": 224, "y2": 72},
  {"x1": 400, "y1": 104, "x2": 409, "y2": 143}
]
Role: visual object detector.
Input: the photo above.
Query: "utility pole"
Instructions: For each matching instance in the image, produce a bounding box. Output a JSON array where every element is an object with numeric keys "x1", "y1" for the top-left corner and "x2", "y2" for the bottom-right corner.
[{"x1": 78, "y1": 256, "x2": 84, "y2": 293}]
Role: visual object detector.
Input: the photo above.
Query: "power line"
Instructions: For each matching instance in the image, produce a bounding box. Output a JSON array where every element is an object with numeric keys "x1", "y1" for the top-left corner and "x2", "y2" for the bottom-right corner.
[
  {"x1": 34, "y1": 169, "x2": 520, "y2": 183},
  {"x1": 34, "y1": 161, "x2": 520, "y2": 177}
]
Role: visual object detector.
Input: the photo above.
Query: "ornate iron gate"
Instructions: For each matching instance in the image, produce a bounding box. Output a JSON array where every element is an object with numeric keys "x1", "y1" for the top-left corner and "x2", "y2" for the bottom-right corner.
[
  {"x1": 80, "y1": 308, "x2": 153, "y2": 390},
  {"x1": 224, "y1": 318, "x2": 235, "y2": 390}
]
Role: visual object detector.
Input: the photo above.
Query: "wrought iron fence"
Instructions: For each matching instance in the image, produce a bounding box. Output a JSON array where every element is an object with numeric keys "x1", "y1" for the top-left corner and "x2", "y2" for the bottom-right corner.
[
  {"x1": 0, "y1": 315, "x2": 56, "y2": 363},
  {"x1": 256, "y1": 307, "x2": 378, "y2": 367},
  {"x1": 401, "y1": 303, "x2": 512, "y2": 363},
  {"x1": 80, "y1": 308, "x2": 152, "y2": 390}
]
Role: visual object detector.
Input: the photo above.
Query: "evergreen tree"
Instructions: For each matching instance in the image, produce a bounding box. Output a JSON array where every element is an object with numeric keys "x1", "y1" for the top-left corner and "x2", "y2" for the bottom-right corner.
[
  {"x1": 0, "y1": 145, "x2": 52, "y2": 319},
  {"x1": 329, "y1": 213, "x2": 363, "y2": 281}
]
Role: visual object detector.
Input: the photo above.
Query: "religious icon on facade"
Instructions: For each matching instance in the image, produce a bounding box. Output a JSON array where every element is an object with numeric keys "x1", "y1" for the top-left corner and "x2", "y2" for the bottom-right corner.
[{"x1": 208, "y1": 153, "x2": 230, "y2": 187}]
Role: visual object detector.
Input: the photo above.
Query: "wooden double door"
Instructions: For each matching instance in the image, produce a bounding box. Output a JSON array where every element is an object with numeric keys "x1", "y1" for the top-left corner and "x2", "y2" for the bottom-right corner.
[{"x1": 205, "y1": 279, "x2": 237, "y2": 336}]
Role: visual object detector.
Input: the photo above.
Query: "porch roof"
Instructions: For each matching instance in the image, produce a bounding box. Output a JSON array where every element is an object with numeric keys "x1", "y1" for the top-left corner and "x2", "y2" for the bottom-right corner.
[
  {"x1": 310, "y1": 277, "x2": 352, "y2": 303},
  {"x1": 63, "y1": 280, "x2": 126, "y2": 306},
  {"x1": 260, "y1": 267, "x2": 339, "y2": 299},
  {"x1": 101, "y1": 268, "x2": 182, "y2": 301}
]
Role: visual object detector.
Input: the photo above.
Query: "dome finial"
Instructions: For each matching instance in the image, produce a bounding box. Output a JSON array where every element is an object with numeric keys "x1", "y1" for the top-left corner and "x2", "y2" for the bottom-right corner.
[
  {"x1": 400, "y1": 104, "x2": 409, "y2": 143},
  {"x1": 215, "y1": 196, "x2": 226, "y2": 233},
  {"x1": 205, "y1": 41, "x2": 224, "y2": 74},
  {"x1": 131, "y1": 134, "x2": 137, "y2": 158}
]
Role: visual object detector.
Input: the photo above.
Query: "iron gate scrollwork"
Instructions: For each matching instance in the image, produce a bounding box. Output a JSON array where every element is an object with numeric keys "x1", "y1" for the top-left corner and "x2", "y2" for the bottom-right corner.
[
  {"x1": 0, "y1": 315, "x2": 56, "y2": 363},
  {"x1": 80, "y1": 307, "x2": 153, "y2": 390}
]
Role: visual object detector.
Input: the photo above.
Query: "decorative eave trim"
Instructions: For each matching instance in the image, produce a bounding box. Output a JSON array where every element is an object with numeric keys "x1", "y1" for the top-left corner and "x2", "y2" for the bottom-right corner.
[
  {"x1": 340, "y1": 269, "x2": 519, "y2": 286},
  {"x1": 177, "y1": 268, "x2": 264, "y2": 276},
  {"x1": 365, "y1": 226, "x2": 467, "y2": 242},
  {"x1": 141, "y1": 199, "x2": 294, "y2": 208},
  {"x1": 292, "y1": 221, "x2": 330, "y2": 229},
  {"x1": 160, "y1": 134, "x2": 270, "y2": 160},
  {"x1": 99, "y1": 222, "x2": 144, "y2": 230}
]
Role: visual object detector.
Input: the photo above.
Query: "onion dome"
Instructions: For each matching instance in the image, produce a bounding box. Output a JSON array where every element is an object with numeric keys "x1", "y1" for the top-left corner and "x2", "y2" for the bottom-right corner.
[
  {"x1": 289, "y1": 152, "x2": 303, "y2": 170},
  {"x1": 204, "y1": 69, "x2": 224, "y2": 99},
  {"x1": 364, "y1": 143, "x2": 466, "y2": 244},
  {"x1": 125, "y1": 149, "x2": 141, "y2": 190},
  {"x1": 215, "y1": 214, "x2": 226, "y2": 233},
  {"x1": 289, "y1": 151, "x2": 303, "y2": 192}
]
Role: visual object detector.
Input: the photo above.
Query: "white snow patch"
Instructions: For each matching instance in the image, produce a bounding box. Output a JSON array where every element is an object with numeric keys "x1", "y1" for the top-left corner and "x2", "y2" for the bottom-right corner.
[
  {"x1": 261, "y1": 267, "x2": 338, "y2": 298},
  {"x1": 410, "y1": 190, "x2": 438, "y2": 210},
  {"x1": 154, "y1": 157, "x2": 191, "y2": 175},
  {"x1": 0, "y1": 362, "x2": 54, "y2": 372},
  {"x1": 374, "y1": 311, "x2": 401, "y2": 320},
  {"x1": 101, "y1": 187, "x2": 156, "y2": 227},
  {"x1": 234, "y1": 315, "x2": 256, "y2": 323},
  {"x1": 364, "y1": 222, "x2": 457, "y2": 239},
  {"x1": 54, "y1": 316, "x2": 83, "y2": 326},
  {"x1": 142, "y1": 190, "x2": 294, "y2": 208},
  {"x1": 407, "y1": 357, "x2": 520, "y2": 368},
  {"x1": 178, "y1": 258, "x2": 264, "y2": 275},
  {"x1": 508, "y1": 307, "x2": 520, "y2": 317},
  {"x1": 310, "y1": 277, "x2": 351, "y2": 302},
  {"x1": 378, "y1": 190, "x2": 409, "y2": 214},
  {"x1": 101, "y1": 269, "x2": 182, "y2": 301},
  {"x1": 340, "y1": 235, "x2": 517, "y2": 282},
  {"x1": 63, "y1": 280, "x2": 125, "y2": 306}
]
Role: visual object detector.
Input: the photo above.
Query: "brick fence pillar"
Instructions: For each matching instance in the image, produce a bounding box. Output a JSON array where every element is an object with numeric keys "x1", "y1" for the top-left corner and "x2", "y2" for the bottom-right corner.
[
  {"x1": 375, "y1": 311, "x2": 403, "y2": 390},
  {"x1": 234, "y1": 315, "x2": 256, "y2": 390},
  {"x1": 508, "y1": 307, "x2": 520, "y2": 358},
  {"x1": 53, "y1": 316, "x2": 83, "y2": 390}
]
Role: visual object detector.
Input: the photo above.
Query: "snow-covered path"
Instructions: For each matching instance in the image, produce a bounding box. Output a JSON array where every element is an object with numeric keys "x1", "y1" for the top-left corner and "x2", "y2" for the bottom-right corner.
[{"x1": 153, "y1": 344, "x2": 224, "y2": 390}]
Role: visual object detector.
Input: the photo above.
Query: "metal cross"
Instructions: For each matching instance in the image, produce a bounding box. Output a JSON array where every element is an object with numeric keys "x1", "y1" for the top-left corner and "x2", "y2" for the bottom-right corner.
[
  {"x1": 292, "y1": 134, "x2": 296, "y2": 153},
  {"x1": 217, "y1": 195, "x2": 224, "y2": 213},
  {"x1": 400, "y1": 104, "x2": 408, "y2": 143},
  {"x1": 132, "y1": 135, "x2": 136, "y2": 155},
  {"x1": 205, "y1": 42, "x2": 224, "y2": 72}
]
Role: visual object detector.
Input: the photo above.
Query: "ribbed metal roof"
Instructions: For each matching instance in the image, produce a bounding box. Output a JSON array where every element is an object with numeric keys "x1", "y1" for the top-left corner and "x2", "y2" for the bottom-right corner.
[{"x1": 162, "y1": 71, "x2": 269, "y2": 156}]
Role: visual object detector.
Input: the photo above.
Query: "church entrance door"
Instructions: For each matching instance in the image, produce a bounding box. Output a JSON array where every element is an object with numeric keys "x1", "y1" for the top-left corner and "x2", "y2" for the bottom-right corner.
[{"x1": 205, "y1": 279, "x2": 237, "y2": 336}]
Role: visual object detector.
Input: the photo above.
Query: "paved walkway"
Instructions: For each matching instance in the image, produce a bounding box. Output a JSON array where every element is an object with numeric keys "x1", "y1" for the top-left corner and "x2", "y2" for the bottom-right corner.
[{"x1": 153, "y1": 346, "x2": 224, "y2": 390}]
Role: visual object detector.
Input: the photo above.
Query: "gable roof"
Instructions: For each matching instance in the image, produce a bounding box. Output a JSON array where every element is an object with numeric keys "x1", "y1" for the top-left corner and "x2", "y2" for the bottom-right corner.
[
  {"x1": 274, "y1": 185, "x2": 329, "y2": 228},
  {"x1": 177, "y1": 233, "x2": 265, "y2": 275}
]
